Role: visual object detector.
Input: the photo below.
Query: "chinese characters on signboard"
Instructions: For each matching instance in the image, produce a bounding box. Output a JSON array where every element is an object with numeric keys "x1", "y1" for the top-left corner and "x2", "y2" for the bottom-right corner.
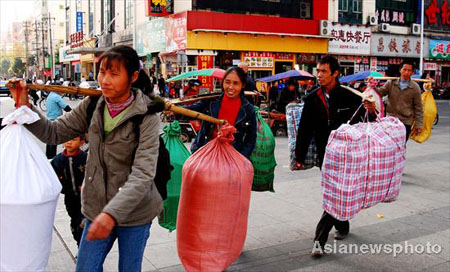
[
  {"x1": 242, "y1": 52, "x2": 294, "y2": 68},
  {"x1": 376, "y1": 9, "x2": 406, "y2": 25},
  {"x1": 147, "y1": 0, "x2": 173, "y2": 17},
  {"x1": 429, "y1": 39, "x2": 450, "y2": 59},
  {"x1": 76, "y1": 12, "x2": 83, "y2": 32},
  {"x1": 425, "y1": 0, "x2": 450, "y2": 31},
  {"x1": 370, "y1": 34, "x2": 428, "y2": 58},
  {"x1": 328, "y1": 24, "x2": 371, "y2": 55},
  {"x1": 166, "y1": 12, "x2": 187, "y2": 52},
  {"x1": 197, "y1": 56, "x2": 214, "y2": 92},
  {"x1": 70, "y1": 32, "x2": 83, "y2": 48}
]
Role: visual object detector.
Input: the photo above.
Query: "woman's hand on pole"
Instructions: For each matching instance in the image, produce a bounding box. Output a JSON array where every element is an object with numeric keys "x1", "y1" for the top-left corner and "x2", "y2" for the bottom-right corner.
[{"x1": 8, "y1": 79, "x2": 30, "y2": 107}]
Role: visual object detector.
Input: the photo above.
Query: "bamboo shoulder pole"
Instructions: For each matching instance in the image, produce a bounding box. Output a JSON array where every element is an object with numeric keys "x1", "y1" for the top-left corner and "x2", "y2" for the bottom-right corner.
[
  {"x1": 170, "y1": 91, "x2": 258, "y2": 105},
  {"x1": 341, "y1": 85, "x2": 375, "y2": 103},
  {"x1": 5, "y1": 82, "x2": 103, "y2": 97},
  {"x1": 373, "y1": 77, "x2": 434, "y2": 83},
  {"x1": 165, "y1": 102, "x2": 225, "y2": 125},
  {"x1": 6, "y1": 80, "x2": 225, "y2": 125}
]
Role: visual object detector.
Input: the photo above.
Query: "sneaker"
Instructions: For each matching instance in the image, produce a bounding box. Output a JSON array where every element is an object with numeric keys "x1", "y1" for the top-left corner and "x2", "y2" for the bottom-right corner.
[
  {"x1": 311, "y1": 241, "x2": 324, "y2": 257},
  {"x1": 334, "y1": 230, "x2": 348, "y2": 240}
]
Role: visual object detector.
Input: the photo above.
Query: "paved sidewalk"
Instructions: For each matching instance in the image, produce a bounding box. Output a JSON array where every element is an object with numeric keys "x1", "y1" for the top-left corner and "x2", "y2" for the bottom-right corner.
[{"x1": 2, "y1": 97, "x2": 447, "y2": 271}]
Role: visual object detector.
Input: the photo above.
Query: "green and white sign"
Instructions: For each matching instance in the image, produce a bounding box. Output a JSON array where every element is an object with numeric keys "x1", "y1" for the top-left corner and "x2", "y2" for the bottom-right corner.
[{"x1": 429, "y1": 39, "x2": 450, "y2": 60}]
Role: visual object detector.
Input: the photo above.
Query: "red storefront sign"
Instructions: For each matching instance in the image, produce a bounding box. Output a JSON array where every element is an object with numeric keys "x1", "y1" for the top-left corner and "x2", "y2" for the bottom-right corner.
[
  {"x1": 197, "y1": 55, "x2": 214, "y2": 92},
  {"x1": 425, "y1": 0, "x2": 450, "y2": 25},
  {"x1": 166, "y1": 12, "x2": 187, "y2": 52},
  {"x1": 70, "y1": 31, "x2": 84, "y2": 48}
]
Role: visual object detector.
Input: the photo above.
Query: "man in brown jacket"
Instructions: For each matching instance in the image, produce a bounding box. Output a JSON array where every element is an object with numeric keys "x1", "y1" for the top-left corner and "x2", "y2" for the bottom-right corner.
[{"x1": 371, "y1": 60, "x2": 423, "y2": 142}]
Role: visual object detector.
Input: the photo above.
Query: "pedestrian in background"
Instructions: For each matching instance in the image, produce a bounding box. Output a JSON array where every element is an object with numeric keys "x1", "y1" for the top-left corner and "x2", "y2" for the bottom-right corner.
[
  {"x1": 368, "y1": 60, "x2": 423, "y2": 142},
  {"x1": 51, "y1": 136, "x2": 87, "y2": 247},
  {"x1": 45, "y1": 91, "x2": 72, "y2": 159}
]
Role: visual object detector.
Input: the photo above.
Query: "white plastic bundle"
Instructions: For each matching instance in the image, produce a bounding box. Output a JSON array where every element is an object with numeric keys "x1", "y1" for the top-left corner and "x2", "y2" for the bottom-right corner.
[{"x1": 0, "y1": 106, "x2": 62, "y2": 272}]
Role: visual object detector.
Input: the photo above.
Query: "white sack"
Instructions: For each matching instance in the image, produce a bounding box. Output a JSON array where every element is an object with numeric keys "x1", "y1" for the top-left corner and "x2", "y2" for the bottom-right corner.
[{"x1": 0, "y1": 106, "x2": 62, "y2": 271}]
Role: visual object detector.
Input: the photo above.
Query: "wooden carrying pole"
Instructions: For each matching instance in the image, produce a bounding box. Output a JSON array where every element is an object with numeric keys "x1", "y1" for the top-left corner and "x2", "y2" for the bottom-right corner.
[
  {"x1": 341, "y1": 85, "x2": 375, "y2": 103},
  {"x1": 165, "y1": 102, "x2": 225, "y2": 125},
  {"x1": 6, "y1": 81, "x2": 225, "y2": 125},
  {"x1": 6, "y1": 83, "x2": 103, "y2": 97},
  {"x1": 373, "y1": 77, "x2": 434, "y2": 83},
  {"x1": 171, "y1": 91, "x2": 258, "y2": 105}
]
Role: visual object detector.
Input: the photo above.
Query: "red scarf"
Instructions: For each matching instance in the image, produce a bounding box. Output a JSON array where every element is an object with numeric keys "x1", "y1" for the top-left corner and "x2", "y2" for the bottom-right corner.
[{"x1": 211, "y1": 95, "x2": 241, "y2": 139}]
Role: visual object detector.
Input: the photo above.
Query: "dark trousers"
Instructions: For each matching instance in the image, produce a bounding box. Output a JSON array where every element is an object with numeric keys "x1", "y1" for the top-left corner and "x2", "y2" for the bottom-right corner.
[
  {"x1": 46, "y1": 144, "x2": 57, "y2": 159},
  {"x1": 314, "y1": 211, "x2": 349, "y2": 248},
  {"x1": 405, "y1": 124, "x2": 412, "y2": 143},
  {"x1": 65, "y1": 195, "x2": 84, "y2": 246}
]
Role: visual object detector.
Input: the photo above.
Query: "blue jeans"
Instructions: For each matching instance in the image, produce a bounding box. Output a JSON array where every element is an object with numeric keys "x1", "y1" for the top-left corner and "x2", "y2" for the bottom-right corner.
[{"x1": 75, "y1": 220, "x2": 151, "y2": 272}]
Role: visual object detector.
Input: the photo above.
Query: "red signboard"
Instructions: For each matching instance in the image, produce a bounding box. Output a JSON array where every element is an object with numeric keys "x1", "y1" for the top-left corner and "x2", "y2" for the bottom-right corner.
[
  {"x1": 146, "y1": 0, "x2": 173, "y2": 17},
  {"x1": 70, "y1": 31, "x2": 84, "y2": 48},
  {"x1": 166, "y1": 12, "x2": 187, "y2": 52},
  {"x1": 197, "y1": 55, "x2": 214, "y2": 93}
]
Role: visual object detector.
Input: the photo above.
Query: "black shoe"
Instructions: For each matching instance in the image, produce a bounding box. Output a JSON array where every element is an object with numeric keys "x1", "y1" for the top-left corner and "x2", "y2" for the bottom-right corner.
[{"x1": 334, "y1": 230, "x2": 348, "y2": 240}]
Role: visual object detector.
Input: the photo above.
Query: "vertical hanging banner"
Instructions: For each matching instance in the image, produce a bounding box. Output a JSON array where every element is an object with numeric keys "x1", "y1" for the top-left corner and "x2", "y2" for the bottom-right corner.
[
  {"x1": 197, "y1": 56, "x2": 214, "y2": 93},
  {"x1": 166, "y1": 12, "x2": 187, "y2": 52},
  {"x1": 76, "y1": 12, "x2": 83, "y2": 32},
  {"x1": 146, "y1": 0, "x2": 174, "y2": 17}
]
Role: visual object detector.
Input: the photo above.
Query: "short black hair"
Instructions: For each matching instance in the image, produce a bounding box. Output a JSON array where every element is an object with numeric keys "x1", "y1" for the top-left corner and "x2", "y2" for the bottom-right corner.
[
  {"x1": 318, "y1": 55, "x2": 340, "y2": 75},
  {"x1": 400, "y1": 60, "x2": 415, "y2": 70}
]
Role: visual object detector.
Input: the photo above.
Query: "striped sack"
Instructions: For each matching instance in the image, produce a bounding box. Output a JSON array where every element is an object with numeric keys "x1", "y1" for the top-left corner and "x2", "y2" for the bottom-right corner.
[
  {"x1": 321, "y1": 116, "x2": 406, "y2": 221},
  {"x1": 286, "y1": 102, "x2": 318, "y2": 170}
]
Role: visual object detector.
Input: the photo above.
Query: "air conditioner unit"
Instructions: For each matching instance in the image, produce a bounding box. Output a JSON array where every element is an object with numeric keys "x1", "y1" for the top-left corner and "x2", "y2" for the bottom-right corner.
[
  {"x1": 411, "y1": 23, "x2": 421, "y2": 35},
  {"x1": 319, "y1": 20, "x2": 331, "y2": 36},
  {"x1": 379, "y1": 23, "x2": 390, "y2": 32},
  {"x1": 369, "y1": 15, "x2": 378, "y2": 26}
]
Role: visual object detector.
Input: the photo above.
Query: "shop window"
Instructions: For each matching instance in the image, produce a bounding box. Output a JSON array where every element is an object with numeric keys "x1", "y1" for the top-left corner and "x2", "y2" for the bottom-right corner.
[
  {"x1": 299, "y1": 0, "x2": 312, "y2": 19},
  {"x1": 125, "y1": 0, "x2": 133, "y2": 30},
  {"x1": 339, "y1": 0, "x2": 362, "y2": 24},
  {"x1": 353, "y1": 0, "x2": 362, "y2": 14}
]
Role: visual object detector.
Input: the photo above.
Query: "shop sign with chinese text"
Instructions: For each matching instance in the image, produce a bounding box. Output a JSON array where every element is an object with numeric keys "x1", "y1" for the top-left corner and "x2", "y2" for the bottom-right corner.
[
  {"x1": 328, "y1": 24, "x2": 371, "y2": 55},
  {"x1": 70, "y1": 31, "x2": 84, "y2": 49},
  {"x1": 371, "y1": 34, "x2": 429, "y2": 58},
  {"x1": 241, "y1": 52, "x2": 294, "y2": 68},
  {"x1": 146, "y1": 0, "x2": 173, "y2": 17},
  {"x1": 424, "y1": 0, "x2": 450, "y2": 31},
  {"x1": 429, "y1": 39, "x2": 450, "y2": 59},
  {"x1": 197, "y1": 55, "x2": 214, "y2": 92},
  {"x1": 166, "y1": 12, "x2": 187, "y2": 52}
]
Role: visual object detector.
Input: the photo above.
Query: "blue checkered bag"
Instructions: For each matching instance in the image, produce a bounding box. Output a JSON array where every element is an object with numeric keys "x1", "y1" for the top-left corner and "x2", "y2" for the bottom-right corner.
[{"x1": 286, "y1": 102, "x2": 318, "y2": 170}]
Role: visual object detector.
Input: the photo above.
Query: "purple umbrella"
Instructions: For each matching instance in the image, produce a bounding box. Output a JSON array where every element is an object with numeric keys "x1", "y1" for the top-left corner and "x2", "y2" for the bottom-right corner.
[{"x1": 255, "y1": 70, "x2": 315, "y2": 82}]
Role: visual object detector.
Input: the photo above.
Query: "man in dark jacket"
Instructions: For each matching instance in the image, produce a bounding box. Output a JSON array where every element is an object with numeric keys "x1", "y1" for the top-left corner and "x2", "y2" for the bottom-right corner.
[{"x1": 294, "y1": 56, "x2": 368, "y2": 257}]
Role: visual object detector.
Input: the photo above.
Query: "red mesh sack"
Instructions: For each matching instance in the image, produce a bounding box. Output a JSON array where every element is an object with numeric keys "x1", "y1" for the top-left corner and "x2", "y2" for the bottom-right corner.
[{"x1": 177, "y1": 125, "x2": 254, "y2": 272}]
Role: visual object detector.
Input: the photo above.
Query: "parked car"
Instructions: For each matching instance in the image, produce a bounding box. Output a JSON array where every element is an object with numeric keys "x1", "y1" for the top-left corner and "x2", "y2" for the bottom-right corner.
[{"x1": 0, "y1": 80, "x2": 10, "y2": 96}]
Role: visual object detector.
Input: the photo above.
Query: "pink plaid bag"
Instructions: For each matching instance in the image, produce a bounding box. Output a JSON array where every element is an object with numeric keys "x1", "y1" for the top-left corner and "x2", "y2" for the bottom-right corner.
[{"x1": 321, "y1": 116, "x2": 406, "y2": 221}]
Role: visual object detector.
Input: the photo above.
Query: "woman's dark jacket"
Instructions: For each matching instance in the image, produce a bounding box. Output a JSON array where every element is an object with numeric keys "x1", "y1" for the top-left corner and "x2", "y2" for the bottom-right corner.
[{"x1": 185, "y1": 93, "x2": 257, "y2": 159}]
